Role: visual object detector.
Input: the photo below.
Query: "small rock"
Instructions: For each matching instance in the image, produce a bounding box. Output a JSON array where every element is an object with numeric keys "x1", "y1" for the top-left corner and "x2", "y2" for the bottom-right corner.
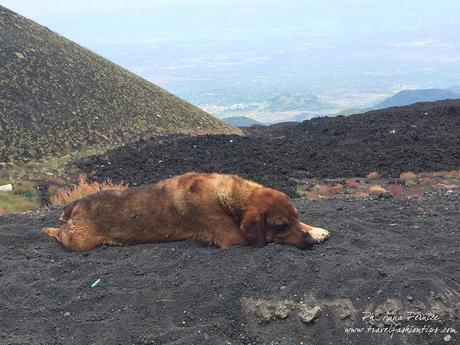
[
  {"x1": 340, "y1": 309, "x2": 352, "y2": 320},
  {"x1": 298, "y1": 305, "x2": 321, "y2": 323},
  {"x1": 64, "y1": 312, "x2": 71, "y2": 317},
  {"x1": 274, "y1": 304, "x2": 290, "y2": 319},
  {"x1": 444, "y1": 334, "x2": 451, "y2": 342},
  {"x1": 406, "y1": 295, "x2": 414, "y2": 302},
  {"x1": 0, "y1": 184, "x2": 12, "y2": 192}
]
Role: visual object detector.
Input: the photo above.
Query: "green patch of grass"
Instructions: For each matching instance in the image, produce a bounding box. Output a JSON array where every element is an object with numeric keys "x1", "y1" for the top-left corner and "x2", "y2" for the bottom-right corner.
[
  {"x1": 0, "y1": 178, "x2": 10, "y2": 186},
  {"x1": 13, "y1": 180, "x2": 38, "y2": 201},
  {"x1": 7, "y1": 144, "x2": 109, "y2": 183},
  {"x1": 0, "y1": 191, "x2": 40, "y2": 215}
]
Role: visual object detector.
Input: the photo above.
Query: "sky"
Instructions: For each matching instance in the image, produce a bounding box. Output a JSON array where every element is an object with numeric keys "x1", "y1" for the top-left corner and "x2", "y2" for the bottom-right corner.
[{"x1": 2, "y1": 0, "x2": 460, "y2": 112}]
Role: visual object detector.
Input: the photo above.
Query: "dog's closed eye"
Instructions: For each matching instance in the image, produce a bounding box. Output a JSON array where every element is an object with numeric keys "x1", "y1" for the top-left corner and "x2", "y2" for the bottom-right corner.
[{"x1": 271, "y1": 224, "x2": 289, "y2": 232}]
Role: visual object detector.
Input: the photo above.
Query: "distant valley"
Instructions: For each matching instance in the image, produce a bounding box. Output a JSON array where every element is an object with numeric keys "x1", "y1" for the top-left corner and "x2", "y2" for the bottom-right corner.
[{"x1": 205, "y1": 87, "x2": 460, "y2": 124}]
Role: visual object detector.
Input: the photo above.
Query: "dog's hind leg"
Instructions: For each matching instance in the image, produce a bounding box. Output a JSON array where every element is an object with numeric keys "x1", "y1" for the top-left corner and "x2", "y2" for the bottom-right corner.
[
  {"x1": 43, "y1": 220, "x2": 102, "y2": 252},
  {"x1": 42, "y1": 226, "x2": 64, "y2": 243}
]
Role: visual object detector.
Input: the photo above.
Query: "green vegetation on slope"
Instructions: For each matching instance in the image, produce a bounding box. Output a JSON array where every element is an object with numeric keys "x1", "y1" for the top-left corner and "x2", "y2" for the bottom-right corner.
[
  {"x1": 222, "y1": 116, "x2": 264, "y2": 127},
  {"x1": 0, "y1": 5, "x2": 238, "y2": 162}
]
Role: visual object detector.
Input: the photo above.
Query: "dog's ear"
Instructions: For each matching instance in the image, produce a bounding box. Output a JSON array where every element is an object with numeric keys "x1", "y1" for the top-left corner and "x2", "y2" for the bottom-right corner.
[
  {"x1": 240, "y1": 209, "x2": 266, "y2": 247},
  {"x1": 266, "y1": 215, "x2": 289, "y2": 228}
]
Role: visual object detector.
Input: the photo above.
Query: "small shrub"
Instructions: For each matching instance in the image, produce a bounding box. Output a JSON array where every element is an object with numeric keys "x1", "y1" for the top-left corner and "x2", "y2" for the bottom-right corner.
[
  {"x1": 368, "y1": 184, "x2": 388, "y2": 194},
  {"x1": 51, "y1": 176, "x2": 127, "y2": 206},
  {"x1": 330, "y1": 183, "x2": 344, "y2": 194},
  {"x1": 409, "y1": 188, "x2": 421, "y2": 197},
  {"x1": 367, "y1": 171, "x2": 381, "y2": 180},
  {"x1": 345, "y1": 179, "x2": 360, "y2": 189},
  {"x1": 387, "y1": 184, "x2": 403, "y2": 198},
  {"x1": 400, "y1": 172, "x2": 416, "y2": 183},
  {"x1": 313, "y1": 183, "x2": 343, "y2": 196},
  {"x1": 355, "y1": 191, "x2": 369, "y2": 198},
  {"x1": 13, "y1": 181, "x2": 37, "y2": 201},
  {"x1": 24, "y1": 161, "x2": 39, "y2": 169},
  {"x1": 316, "y1": 185, "x2": 331, "y2": 196},
  {"x1": 419, "y1": 177, "x2": 434, "y2": 186},
  {"x1": 306, "y1": 191, "x2": 319, "y2": 200},
  {"x1": 295, "y1": 185, "x2": 308, "y2": 197}
]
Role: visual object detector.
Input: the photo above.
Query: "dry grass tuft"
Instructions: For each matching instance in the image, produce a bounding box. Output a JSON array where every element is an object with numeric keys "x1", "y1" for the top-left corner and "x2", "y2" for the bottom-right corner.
[
  {"x1": 366, "y1": 171, "x2": 381, "y2": 180},
  {"x1": 355, "y1": 191, "x2": 369, "y2": 198},
  {"x1": 306, "y1": 191, "x2": 319, "y2": 200},
  {"x1": 438, "y1": 183, "x2": 458, "y2": 190},
  {"x1": 330, "y1": 183, "x2": 344, "y2": 194},
  {"x1": 51, "y1": 176, "x2": 127, "y2": 206},
  {"x1": 314, "y1": 183, "x2": 343, "y2": 196},
  {"x1": 368, "y1": 184, "x2": 388, "y2": 194},
  {"x1": 419, "y1": 177, "x2": 434, "y2": 185},
  {"x1": 399, "y1": 172, "x2": 417, "y2": 183},
  {"x1": 345, "y1": 179, "x2": 360, "y2": 189},
  {"x1": 47, "y1": 175, "x2": 66, "y2": 185}
]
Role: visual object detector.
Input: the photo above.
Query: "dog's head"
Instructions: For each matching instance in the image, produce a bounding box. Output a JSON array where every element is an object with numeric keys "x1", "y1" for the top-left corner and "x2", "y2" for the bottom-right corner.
[{"x1": 240, "y1": 188, "x2": 315, "y2": 249}]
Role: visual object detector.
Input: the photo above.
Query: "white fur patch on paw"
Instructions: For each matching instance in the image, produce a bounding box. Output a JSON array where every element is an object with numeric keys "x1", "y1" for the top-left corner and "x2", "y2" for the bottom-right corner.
[{"x1": 310, "y1": 227, "x2": 330, "y2": 243}]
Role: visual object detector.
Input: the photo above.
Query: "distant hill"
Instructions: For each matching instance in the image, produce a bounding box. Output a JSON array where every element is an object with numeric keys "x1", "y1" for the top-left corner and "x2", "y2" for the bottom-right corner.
[
  {"x1": 448, "y1": 85, "x2": 460, "y2": 94},
  {"x1": 335, "y1": 107, "x2": 372, "y2": 116},
  {"x1": 260, "y1": 94, "x2": 328, "y2": 112},
  {"x1": 222, "y1": 116, "x2": 264, "y2": 127},
  {"x1": 375, "y1": 89, "x2": 460, "y2": 109},
  {"x1": 0, "y1": 6, "x2": 238, "y2": 162}
]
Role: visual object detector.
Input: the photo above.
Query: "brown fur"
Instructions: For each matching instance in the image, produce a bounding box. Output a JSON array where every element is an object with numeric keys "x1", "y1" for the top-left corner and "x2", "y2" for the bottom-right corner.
[{"x1": 43, "y1": 173, "x2": 330, "y2": 251}]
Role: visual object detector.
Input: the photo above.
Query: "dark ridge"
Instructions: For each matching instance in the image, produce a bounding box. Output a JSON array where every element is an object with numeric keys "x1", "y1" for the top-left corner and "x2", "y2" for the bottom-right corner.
[
  {"x1": 75, "y1": 99, "x2": 460, "y2": 196},
  {"x1": 375, "y1": 88, "x2": 460, "y2": 109}
]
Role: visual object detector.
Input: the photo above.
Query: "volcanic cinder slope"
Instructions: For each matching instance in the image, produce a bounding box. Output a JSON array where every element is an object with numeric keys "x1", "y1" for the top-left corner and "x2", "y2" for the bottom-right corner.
[
  {"x1": 76, "y1": 99, "x2": 460, "y2": 196},
  {"x1": 0, "y1": 189, "x2": 458, "y2": 345},
  {"x1": 0, "y1": 6, "x2": 238, "y2": 162}
]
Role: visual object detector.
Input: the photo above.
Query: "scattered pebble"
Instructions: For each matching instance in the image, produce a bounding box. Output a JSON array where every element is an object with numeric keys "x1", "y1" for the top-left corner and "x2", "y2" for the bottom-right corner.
[{"x1": 298, "y1": 305, "x2": 321, "y2": 323}]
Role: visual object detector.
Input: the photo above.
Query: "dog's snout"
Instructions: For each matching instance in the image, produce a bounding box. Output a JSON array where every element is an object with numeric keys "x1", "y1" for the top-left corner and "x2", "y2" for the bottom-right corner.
[{"x1": 300, "y1": 230, "x2": 315, "y2": 248}]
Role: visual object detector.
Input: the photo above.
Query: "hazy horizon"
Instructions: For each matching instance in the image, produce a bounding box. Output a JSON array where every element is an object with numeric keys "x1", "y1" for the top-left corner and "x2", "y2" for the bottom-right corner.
[{"x1": 2, "y1": 0, "x2": 460, "y2": 122}]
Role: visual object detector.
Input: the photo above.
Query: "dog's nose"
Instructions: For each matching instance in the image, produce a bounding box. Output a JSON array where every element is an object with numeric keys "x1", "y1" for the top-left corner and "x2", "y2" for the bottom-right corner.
[{"x1": 301, "y1": 231, "x2": 315, "y2": 248}]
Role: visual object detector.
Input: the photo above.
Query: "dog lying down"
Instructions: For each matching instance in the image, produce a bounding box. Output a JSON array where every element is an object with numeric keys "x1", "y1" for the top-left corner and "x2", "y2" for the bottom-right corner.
[{"x1": 43, "y1": 172, "x2": 330, "y2": 251}]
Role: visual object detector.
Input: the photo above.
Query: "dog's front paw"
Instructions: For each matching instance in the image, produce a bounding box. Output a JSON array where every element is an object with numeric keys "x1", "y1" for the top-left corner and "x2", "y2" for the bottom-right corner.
[{"x1": 310, "y1": 227, "x2": 330, "y2": 243}]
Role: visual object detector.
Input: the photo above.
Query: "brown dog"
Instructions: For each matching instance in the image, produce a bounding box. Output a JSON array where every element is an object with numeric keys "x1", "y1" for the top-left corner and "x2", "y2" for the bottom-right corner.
[{"x1": 43, "y1": 173, "x2": 330, "y2": 251}]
